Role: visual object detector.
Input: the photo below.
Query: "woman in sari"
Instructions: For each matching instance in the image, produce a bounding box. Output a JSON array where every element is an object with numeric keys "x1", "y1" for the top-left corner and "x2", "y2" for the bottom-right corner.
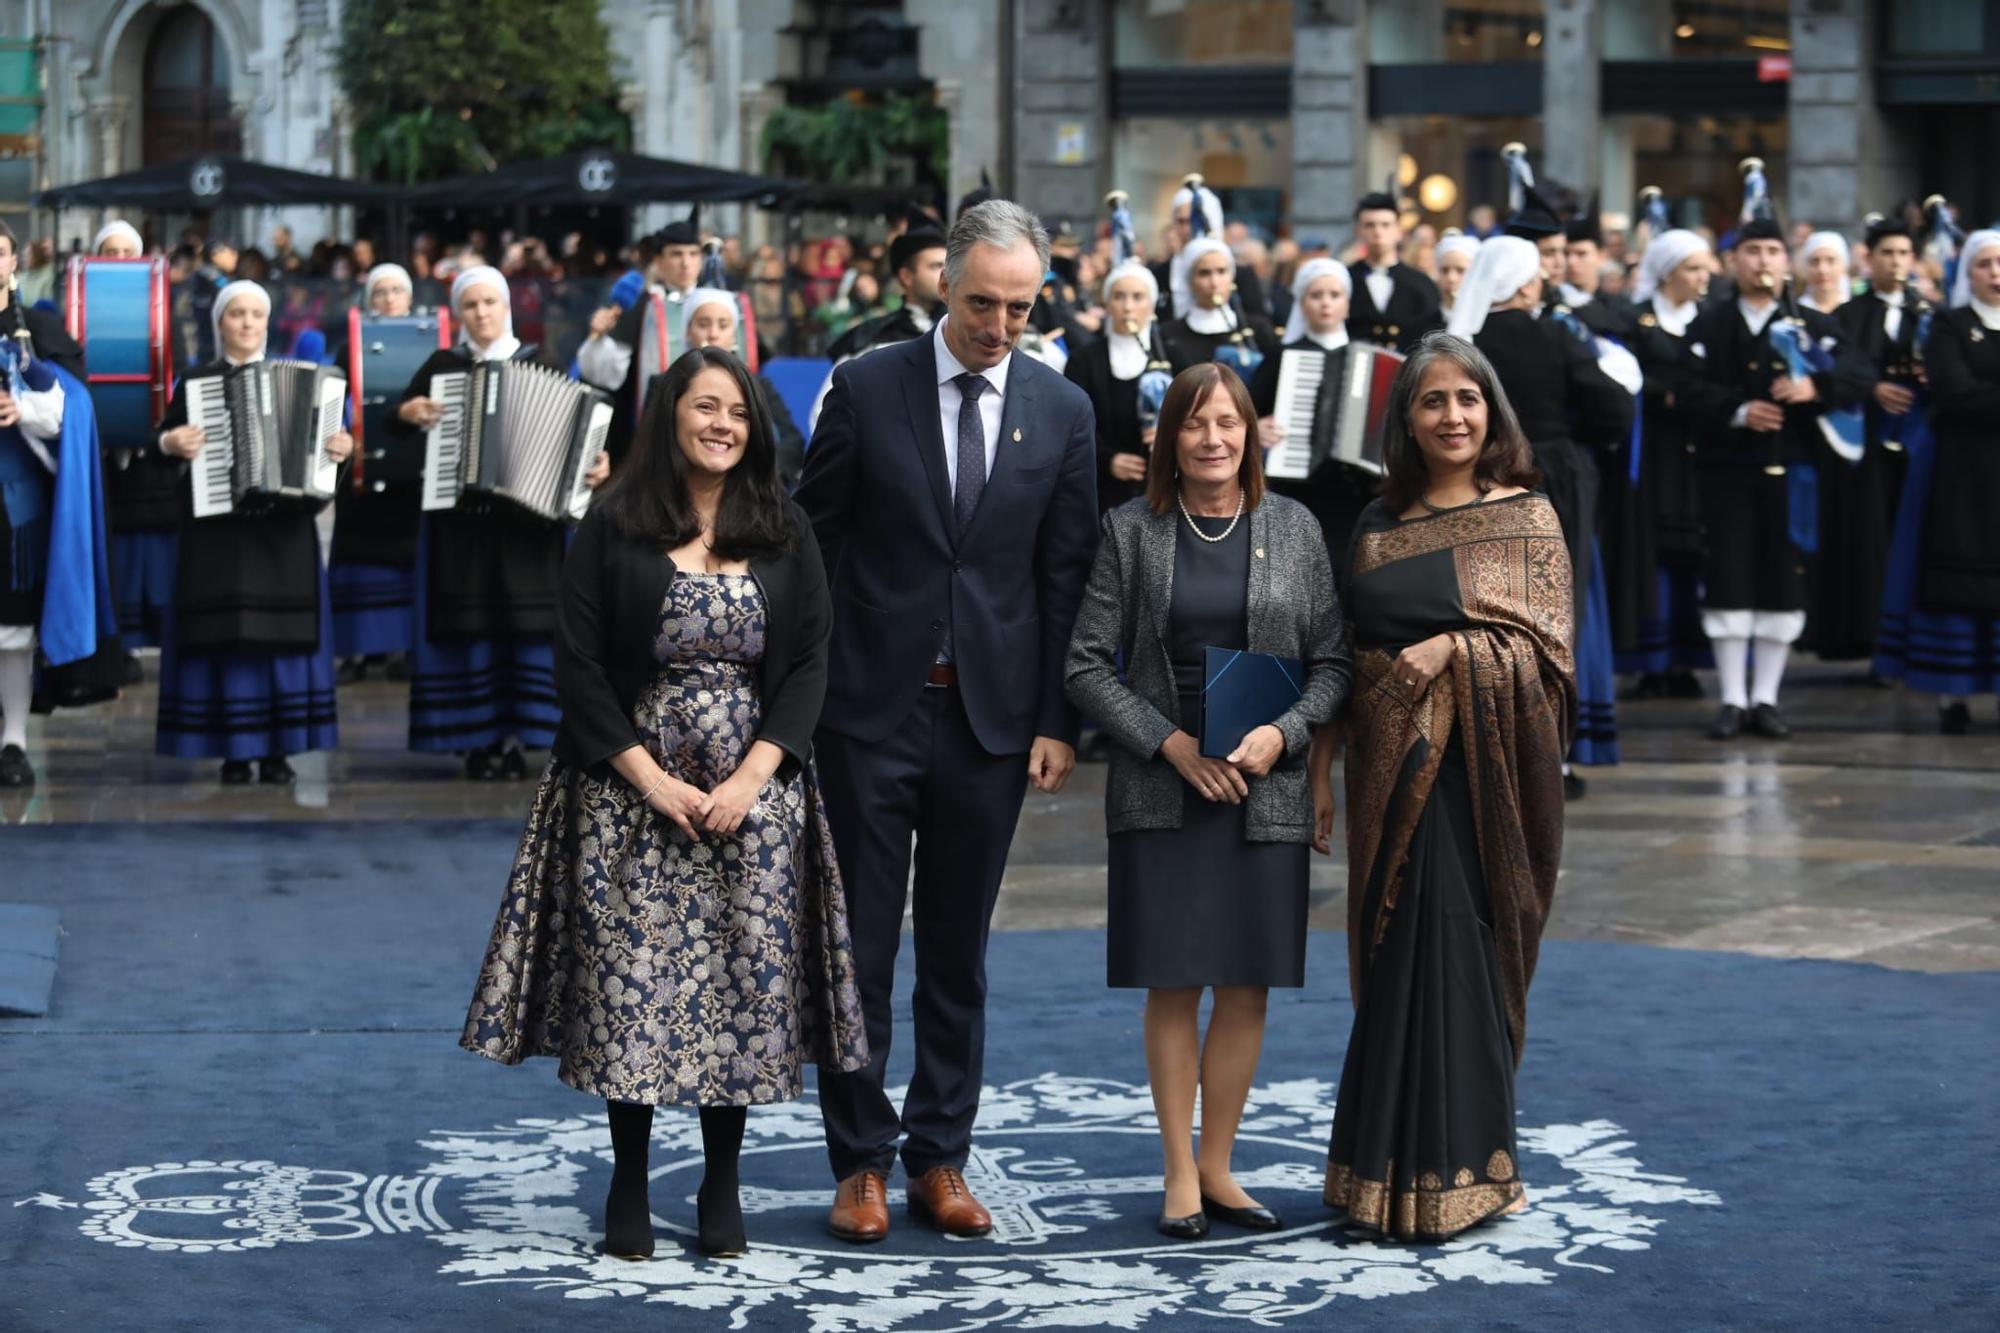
[{"x1": 1308, "y1": 332, "x2": 1575, "y2": 1240}]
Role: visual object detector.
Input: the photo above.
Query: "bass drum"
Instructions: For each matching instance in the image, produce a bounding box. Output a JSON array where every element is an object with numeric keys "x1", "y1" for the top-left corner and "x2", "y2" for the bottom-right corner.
[
  {"x1": 63, "y1": 256, "x2": 172, "y2": 450},
  {"x1": 348, "y1": 308, "x2": 453, "y2": 492}
]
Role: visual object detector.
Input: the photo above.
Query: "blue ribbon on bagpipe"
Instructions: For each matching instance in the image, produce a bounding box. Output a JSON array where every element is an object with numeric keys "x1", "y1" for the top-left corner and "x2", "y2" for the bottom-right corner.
[{"x1": 1767, "y1": 317, "x2": 1865, "y2": 464}]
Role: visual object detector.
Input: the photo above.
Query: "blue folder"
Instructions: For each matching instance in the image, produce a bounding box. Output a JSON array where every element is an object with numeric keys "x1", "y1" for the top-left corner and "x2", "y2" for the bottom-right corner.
[{"x1": 1200, "y1": 646, "x2": 1303, "y2": 758}]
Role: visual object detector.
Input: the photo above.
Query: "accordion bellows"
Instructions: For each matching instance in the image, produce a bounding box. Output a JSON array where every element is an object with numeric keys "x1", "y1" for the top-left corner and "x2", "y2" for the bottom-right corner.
[
  {"x1": 423, "y1": 361, "x2": 613, "y2": 523},
  {"x1": 188, "y1": 360, "x2": 348, "y2": 518}
]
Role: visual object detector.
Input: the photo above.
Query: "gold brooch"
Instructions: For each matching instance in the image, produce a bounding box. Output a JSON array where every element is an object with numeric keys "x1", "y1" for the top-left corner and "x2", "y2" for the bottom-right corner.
[{"x1": 1973, "y1": 328, "x2": 1986, "y2": 343}]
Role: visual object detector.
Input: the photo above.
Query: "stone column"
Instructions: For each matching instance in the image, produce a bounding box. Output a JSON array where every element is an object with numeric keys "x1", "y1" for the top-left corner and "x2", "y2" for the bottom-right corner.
[
  {"x1": 1291, "y1": 0, "x2": 1369, "y2": 246},
  {"x1": 1008, "y1": 0, "x2": 1108, "y2": 225},
  {"x1": 1789, "y1": 0, "x2": 1915, "y2": 228},
  {"x1": 1541, "y1": 0, "x2": 1602, "y2": 195},
  {"x1": 88, "y1": 95, "x2": 129, "y2": 178},
  {"x1": 910, "y1": 0, "x2": 1004, "y2": 209}
]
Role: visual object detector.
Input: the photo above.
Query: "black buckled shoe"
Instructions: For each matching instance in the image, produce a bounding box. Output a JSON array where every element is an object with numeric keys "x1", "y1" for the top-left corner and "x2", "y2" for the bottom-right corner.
[
  {"x1": 1939, "y1": 701, "x2": 1972, "y2": 736},
  {"x1": 498, "y1": 743, "x2": 529, "y2": 781},
  {"x1": 220, "y1": 759, "x2": 254, "y2": 785},
  {"x1": 258, "y1": 757, "x2": 296, "y2": 785},
  {"x1": 1749, "y1": 703, "x2": 1791, "y2": 740},
  {"x1": 1666, "y1": 668, "x2": 1705, "y2": 700},
  {"x1": 1563, "y1": 769, "x2": 1587, "y2": 801},
  {"x1": 464, "y1": 745, "x2": 502, "y2": 781},
  {"x1": 1707, "y1": 705, "x2": 1744, "y2": 740},
  {"x1": 0, "y1": 744, "x2": 33, "y2": 788}
]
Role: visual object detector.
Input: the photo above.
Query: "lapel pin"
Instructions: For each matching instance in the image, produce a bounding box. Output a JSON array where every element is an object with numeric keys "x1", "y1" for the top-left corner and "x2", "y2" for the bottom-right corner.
[
  {"x1": 1973, "y1": 328, "x2": 1986, "y2": 343},
  {"x1": 1012, "y1": 427, "x2": 1022, "y2": 442},
  {"x1": 1255, "y1": 548, "x2": 1265, "y2": 558}
]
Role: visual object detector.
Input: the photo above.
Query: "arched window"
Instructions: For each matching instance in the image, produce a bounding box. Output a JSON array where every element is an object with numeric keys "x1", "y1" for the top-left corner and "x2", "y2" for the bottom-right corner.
[{"x1": 142, "y1": 4, "x2": 241, "y2": 164}]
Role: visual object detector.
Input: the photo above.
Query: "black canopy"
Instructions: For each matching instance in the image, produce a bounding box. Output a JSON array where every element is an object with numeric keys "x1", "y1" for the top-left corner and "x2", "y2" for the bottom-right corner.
[
  {"x1": 404, "y1": 150, "x2": 800, "y2": 209},
  {"x1": 32, "y1": 155, "x2": 405, "y2": 210}
]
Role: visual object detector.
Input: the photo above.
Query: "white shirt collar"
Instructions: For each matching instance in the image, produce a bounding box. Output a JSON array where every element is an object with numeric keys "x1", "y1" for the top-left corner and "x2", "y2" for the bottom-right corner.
[
  {"x1": 1559, "y1": 281, "x2": 1595, "y2": 308},
  {"x1": 1304, "y1": 326, "x2": 1349, "y2": 351},
  {"x1": 934, "y1": 318, "x2": 1012, "y2": 397},
  {"x1": 1873, "y1": 285, "x2": 1905, "y2": 307},
  {"x1": 1651, "y1": 293, "x2": 1696, "y2": 338},
  {"x1": 1972, "y1": 298, "x2": 2000, "y2": 331},
  {"x1": 1737, "y1": 297, "x2": 1777, "y2": 334},
  {"x1": 221, "y1": 351, "x2": 266, "y2": 367},
  {"x1": 1107, "y1": 326, "x2": 1151, "y2": 379},
  {"x1": 467, "y1": 335, "x2": 523, "y2": 362},
  {"x1": 1186, "y1": 305, "x2": 1237, "y2": 335}
]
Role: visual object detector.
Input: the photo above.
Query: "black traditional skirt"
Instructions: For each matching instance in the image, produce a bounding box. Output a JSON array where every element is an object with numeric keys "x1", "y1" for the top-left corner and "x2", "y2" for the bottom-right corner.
[{"x1": 1326, "y1": 736, "x2": 1524, "y2": 1240}]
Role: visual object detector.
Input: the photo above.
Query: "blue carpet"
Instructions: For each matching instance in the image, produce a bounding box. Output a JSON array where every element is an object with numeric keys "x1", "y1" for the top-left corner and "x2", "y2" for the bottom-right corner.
[
  {"x1": 0, "y1": 903, "x2": 60, "y2": 1017},
  {"x1": 1, "y1": 823, "x2": 1994, "y2": 1331}
]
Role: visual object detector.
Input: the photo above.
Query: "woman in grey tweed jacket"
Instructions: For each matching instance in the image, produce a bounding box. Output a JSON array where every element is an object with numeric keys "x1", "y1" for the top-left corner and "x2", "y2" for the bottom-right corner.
[{"x1": 1064, "y1": 362, "x2": 1352, "y2": 1240}]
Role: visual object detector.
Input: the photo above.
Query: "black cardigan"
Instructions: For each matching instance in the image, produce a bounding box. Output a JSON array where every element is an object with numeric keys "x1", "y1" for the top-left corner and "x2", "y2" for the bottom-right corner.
[{"x1": 554, "y1": 499, "x2": 831, "y2": 782}]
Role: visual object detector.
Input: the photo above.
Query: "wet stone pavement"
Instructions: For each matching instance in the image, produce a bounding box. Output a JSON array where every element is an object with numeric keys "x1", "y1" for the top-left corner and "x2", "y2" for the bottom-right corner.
[{"x1": 7, "y1": 658, "x2": 1998, "y2": 973}]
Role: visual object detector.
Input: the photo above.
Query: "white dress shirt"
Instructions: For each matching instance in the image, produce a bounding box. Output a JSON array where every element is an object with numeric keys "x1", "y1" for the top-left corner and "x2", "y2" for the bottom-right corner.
[
  {"x1": 1108, "y1": 326, "x2": 1151, "y2": 380},
  {"x1": 1873, "y1": 286, "x2": 1905, "y2": 342},
  {"x1": 933, "y1": 318, "x2": 1010, "y2": 494},
  {"x1": 1728, "y1": 299, "x2": 1781, "y2": 429},
  {"x1": 1364, "y1": 265, "x2": 1394, "y2": 313},
  {"x1": 1304, "y1": 326, "x2": 1350, "y2": 352},
  {"x1": 1651, "y1": 293, "x2": 1696, "y2": 339},
  {"x1": 1973, "y1": 298, "x2": 2000, "y2": 332}
]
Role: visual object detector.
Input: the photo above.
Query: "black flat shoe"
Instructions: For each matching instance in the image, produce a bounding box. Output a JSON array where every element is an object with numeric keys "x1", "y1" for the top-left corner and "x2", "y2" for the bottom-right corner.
[
  {"x1": 384, "y1": 652, "x2": 411, "y2": 682},
  {"x1": 0, "y1": 744, "x2": 33, "y2": 788},
  {"x1": 1156, "y1": 1210, "x2": 1209, "y2": 1241},
  {"x1": 335, "y1": 657, "x2": 366, "y2": 685},
  {"x1": 119, "y1": 651, "x2": 145, "y2": 686},
  {"x1": 1939, "y1": 701, "x2": 1972, "y2": 735},
  {"x1": 1706, "y1": 705, "x2": 1743, "y2": 740},
  {"x1": 1622, "y1": 673, "x2": 1667, "y2": 701},
  {"x1": 1666, "y1": 669, "x2": 1705, "y2": 700},
  {"x1": 697, "y1": 1181, "x2": 747, "y2": 1258},
  {"x1": 464, "y1": 745, "x2": 501, "y2": 781},
  {"x1": 1562, "y1": 770, "x2": 1587, "y2": 801},
  {"x1": 220, "y1": 759, "x2": 253, "y2": 785},
  {"x1": 258, "y1": 757, "x2": 296, "y2": 785},
  {"x1": 1749, "y1": 703, "x2": 1791, "y2": 740},
  {"x1": 602, "y1": 1172, "x2": 655, "y2": 1261},
  {"x1": 1201, "y1": 1195, "x2": 1283, "y2": 1231}
]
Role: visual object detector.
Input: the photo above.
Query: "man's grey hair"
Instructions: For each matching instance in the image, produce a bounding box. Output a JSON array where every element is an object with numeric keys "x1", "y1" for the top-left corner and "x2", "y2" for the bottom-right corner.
[{"x1": 944, "y1": 199, "x2": 1052, "y2": 286}]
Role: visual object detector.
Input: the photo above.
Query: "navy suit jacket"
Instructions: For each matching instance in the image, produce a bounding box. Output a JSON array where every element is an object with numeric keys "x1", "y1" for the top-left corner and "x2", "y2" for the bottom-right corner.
[{"x1": 796, "y1": 326, "x2": 1100, "y2": 755}]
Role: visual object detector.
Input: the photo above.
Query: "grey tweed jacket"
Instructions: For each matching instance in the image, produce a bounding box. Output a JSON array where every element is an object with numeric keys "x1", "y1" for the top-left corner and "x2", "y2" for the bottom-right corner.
[{"x1": 1064, "y1": 494, "x2": 1353, "y2": 842}]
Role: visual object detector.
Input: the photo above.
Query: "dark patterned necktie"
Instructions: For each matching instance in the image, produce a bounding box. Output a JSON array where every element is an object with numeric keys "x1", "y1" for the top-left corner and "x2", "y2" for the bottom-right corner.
[{"x1": 952, "y1": 372, "x2": 990, "y2": 535}]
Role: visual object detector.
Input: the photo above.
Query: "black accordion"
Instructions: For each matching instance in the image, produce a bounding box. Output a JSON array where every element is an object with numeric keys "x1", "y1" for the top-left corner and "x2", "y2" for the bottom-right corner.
[
  {"x1": 186, "y1": 360, "x2": 348, "y2": 519},
  {"x1": 422, "y1": 361, "x2": 612, "y2": 523}
]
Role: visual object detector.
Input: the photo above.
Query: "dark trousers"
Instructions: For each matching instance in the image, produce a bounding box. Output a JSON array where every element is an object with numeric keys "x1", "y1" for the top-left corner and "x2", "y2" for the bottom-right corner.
[{"x1": 813, "y1": 683, "x2": 1030, "y2": 1181}]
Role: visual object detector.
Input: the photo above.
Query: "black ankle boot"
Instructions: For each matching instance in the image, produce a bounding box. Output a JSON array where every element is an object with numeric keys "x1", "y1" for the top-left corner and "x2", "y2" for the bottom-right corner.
[
  {"x1": 697, "y1": 1106, "x2": 748, "y2": 1257},
  {"x1": 603, "y1": 1101, "x2": 655, "y2": 1260}
]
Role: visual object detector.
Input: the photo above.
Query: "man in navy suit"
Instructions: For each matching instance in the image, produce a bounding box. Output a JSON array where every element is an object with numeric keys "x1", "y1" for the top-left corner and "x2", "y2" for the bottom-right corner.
[{"x1": 797, "y1": 199, "x2": 1099, "y2": 1242}]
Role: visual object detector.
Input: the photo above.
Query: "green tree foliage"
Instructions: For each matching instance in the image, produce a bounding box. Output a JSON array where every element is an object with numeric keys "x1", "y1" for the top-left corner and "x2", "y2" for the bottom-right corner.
[
  {"x1": 760, "y1": 93, "x2": 949, "y2": 186},
  {"x1": 338, "y1": 0, "x2": 629, "y2": 183}
]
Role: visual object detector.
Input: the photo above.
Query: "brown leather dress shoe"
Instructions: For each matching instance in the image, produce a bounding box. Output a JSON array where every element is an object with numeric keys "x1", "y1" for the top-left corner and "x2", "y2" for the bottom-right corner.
[
  {"x1": 828, "y1": 1170, "x2": 890, "y2": 1244},
  {"x1": 907, "y1": 1166, "x2": 993, "y2": 1238}
]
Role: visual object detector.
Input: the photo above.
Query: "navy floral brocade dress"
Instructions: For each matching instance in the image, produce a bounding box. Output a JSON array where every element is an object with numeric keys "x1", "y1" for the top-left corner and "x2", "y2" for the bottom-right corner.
[{"x1": 462, "y1": 572, "x2": 868, "y2": 1106}]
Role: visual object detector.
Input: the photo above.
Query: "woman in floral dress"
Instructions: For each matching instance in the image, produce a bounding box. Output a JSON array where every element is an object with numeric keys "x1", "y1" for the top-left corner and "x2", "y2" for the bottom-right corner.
[{"x1": 462, "y1": 346, "x2": 867, "y2": 1261}]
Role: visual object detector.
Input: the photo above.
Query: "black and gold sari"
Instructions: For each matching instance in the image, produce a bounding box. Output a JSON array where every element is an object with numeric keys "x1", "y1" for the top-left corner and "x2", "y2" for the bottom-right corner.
[{"x1": 1327, "y1": 493, "x2": 1576, "y2": 1240}]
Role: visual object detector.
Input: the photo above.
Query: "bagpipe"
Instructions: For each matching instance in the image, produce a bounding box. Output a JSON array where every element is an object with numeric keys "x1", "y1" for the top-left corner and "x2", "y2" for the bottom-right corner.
[{"x1": 1763, "y1": 274, "x2": 1866, "y2": 467}]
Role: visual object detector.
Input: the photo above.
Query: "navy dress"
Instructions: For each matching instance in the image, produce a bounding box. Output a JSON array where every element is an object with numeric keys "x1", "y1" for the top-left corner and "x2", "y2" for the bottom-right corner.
[
  {"x1": 1105, "y1": 510, "x2": 1310, "y2": 989},
  {"x1": 462, "y1": 572, "x2": 868, "y2": 1104}
]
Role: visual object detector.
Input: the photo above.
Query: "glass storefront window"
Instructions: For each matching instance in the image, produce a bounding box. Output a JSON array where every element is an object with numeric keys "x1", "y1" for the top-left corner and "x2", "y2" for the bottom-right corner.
[
  {"x1": 1605, "y1": 0, "x2": 1791, "y2": 61},
  {"x1": 1883, "y1": 0, "x2": 1987, "y2": 56},
  {"x1": 1113, "y1": 0, "x2": 1293, "y2": 69},
  {"x1": 1372, "y1": 116, "x2": 1543, "y2": 230},
  {"x1": 1625, "y1": 112, "x2": 1787, "y2": 236},
  {"x1": 1369, "y1": 1, "x2": 1547, "y2": 65},
  {"x1": 1109, "y1": 116, "x2": 1294, "y2": 250}
]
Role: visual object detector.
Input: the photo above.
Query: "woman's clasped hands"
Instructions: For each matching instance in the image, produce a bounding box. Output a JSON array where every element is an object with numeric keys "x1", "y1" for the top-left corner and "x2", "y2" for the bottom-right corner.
[
  {"x1": 1159, "y1": 721, "x2": 1286, "y2": 805},
  {"x1": 644, "y1": 768, "x2": 766, "y2": 839}
]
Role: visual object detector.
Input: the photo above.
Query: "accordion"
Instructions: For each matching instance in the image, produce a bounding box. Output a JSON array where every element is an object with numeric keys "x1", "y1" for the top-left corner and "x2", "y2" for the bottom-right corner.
[
  {"x1": 422, "y1": 360, "x2": 612, "y2": 523},
  {"x1": 187, "y1": 360, "x2": 348, "y2": 519},
  {"x1": 1265, "y1": 344, "x2": 1404, "y2": 481}
]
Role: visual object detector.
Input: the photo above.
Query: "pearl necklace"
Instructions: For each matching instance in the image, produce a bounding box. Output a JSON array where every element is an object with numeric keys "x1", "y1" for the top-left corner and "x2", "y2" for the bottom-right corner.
[{"x1": 1177, "y1": 488, "x2": 1245, "y2": 542}]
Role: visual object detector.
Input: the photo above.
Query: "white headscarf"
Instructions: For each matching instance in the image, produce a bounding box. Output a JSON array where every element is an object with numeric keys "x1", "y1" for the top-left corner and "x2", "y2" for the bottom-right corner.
[
  {"x1": 210, "y1": 279, "x2": 270, "y2": 363},
  {"x1": 1100, "y1": 259, "x2": 1159, "y2": 313},
  {"x1": 1632, "y1": 228, "x2": 1711, "y2": 304},
  {"x1": 682, "y1": 287, "x2": 740, "y2": 349},
  {"x1": 1798, "y1": 230, "x2": 1849, "y2": 269},
  {"x1": 1949, "y1": 229, "x2": 2000, "y2": 310},
  {"x1": 1445, "y1": 236, "x2": 1541, "y2": 340},
  {"x1": 1283, "y1": 257, "x2": 1351, "y2": 346},
  {"x1": 365, "y1": 263, "x2": 413, "y2": 304},
  {"x1": 450, "y1": 264, "x2": 518, "y2": 358},
  {"x1": 93, "y1": 220, "x2": 144, "y2": 256},
  {"x1": 1170, "y1": 236, "x2": 1233, "y2": 321},
  {"x1": 1435, "y1": 233, "x2": 1481, "y2": 266}
]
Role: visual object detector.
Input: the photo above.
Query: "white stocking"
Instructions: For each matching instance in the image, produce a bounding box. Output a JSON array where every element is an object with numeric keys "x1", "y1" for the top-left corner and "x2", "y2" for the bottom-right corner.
[
  {"x1": 1749, "y1": 638, "x2": 1791, "y2": 708},
  {"x1": 1711, "y1": 636, "x2": 1750, "y2": 710},
  {"x1": 0, "y1": 647, "x2": 32, "y2": 751}
]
